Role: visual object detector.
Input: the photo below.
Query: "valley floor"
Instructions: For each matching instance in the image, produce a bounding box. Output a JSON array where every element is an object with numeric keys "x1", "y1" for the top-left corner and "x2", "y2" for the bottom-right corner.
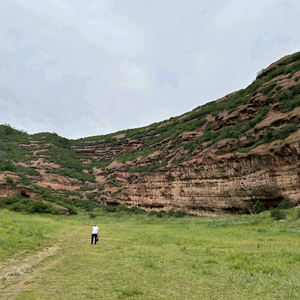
[{"x1": 1, "y1": 210, "x2": 300, "y2": 299}]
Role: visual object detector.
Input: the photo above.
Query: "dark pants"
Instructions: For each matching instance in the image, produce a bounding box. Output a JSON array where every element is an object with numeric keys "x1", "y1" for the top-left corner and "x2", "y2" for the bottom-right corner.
[{"x1": 91, "y1": 234, "x2": 98, "y2": 244}]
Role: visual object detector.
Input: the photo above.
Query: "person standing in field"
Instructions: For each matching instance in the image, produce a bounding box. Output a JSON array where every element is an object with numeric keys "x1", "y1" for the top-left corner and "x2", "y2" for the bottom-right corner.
[{"x1": 91, "y1": 223, "x2": 99, "y2": 245}]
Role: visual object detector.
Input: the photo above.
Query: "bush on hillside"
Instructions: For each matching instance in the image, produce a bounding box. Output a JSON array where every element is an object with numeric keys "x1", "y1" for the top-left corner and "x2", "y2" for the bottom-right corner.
[
  {"x1": 270, "y1": 208, "x2": 286, "y2": 220},
  {"x1": 5, "y1": 176, "x2": 17, "y2": 186},
  {"x1": 167, "y1": 209, "x2": 175, "y2": 216},
  {"x1": 27, "y1": 201, "x2": 53, "y2": 213},
  {"x1": 73, "y1": 199, "x2": 99, "y2": 211},
  {"x1": 261, "y1": 82, "x2": 277, "y2": 95},
  {"x1": 1, "y1": 160, "x2": 18, "y2": 172},
  {"x1": 252, "y1": 200, "x2": 266, "y2": 214},
  {"x1": 296, "y1": 209, "x2": 300, "y2": 219},
  {"x1": 157, "y1": 210, "x2": 166, "y2": 218},
  {"x1": 128, "y1": 206, "x2": 139, "y2": 213},
  {"x1": 89, "y1": 212, "x2": 97, "y2": 219},
  {"x1": 5, "y1": 193, "x2": 22, "y2": 205},
  {"x1": 10, "y1": 202, "x2": 24, "y2": 212},
  {"x1": 148, "y1": 210, "x2": 158, "y2": 216},
  {"x1": 63, "y1": 205, "x2": 78, "y2": 215},
  {"x1": 278, "y1": 197, "x2": 293, "y2": 210},
  {"x1": 174, "y1": 210, "x2": 185, "y2": 218},
  {"x1": 16, "y1": 165, "x2": 41, "y2": 176},
  {"x1": 105, "y1": 206, "x2": 117, "y2": 213},
  {"x1": 86, "y1": 193, "x2": 97, "y2": 200},
  {"x1": 0, "y1": 197, "x2": 6, "y2": 208}
]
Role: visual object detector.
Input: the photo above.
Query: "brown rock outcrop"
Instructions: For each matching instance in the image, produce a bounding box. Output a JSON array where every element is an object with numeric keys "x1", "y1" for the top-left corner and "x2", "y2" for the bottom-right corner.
[
  {"x1": 51, "y1": 204, "x2": 69, "y2": 214},
  {"x1": 31, "y1": 173, "x2": 82, "y2": 191}
]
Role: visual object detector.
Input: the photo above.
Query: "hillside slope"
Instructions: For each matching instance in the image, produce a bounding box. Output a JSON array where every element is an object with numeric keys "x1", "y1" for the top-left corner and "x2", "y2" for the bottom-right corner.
[{"x1": 1, "y1": 51, "x2": 300, "y2": 216}]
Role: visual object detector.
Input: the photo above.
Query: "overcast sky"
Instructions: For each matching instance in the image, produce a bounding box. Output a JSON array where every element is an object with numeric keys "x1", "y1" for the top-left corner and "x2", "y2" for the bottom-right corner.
[{"x1": 0, "y1": 0, "x2": 299, "y2": 139}]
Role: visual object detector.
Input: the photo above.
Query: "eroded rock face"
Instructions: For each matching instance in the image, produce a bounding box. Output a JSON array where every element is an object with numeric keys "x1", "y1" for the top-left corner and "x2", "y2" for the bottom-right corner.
[
  {"x1": 85, "y1": 128, "x2": 300, "y2": 216},
  {"x1": 120, "y1": 139, "x2": 300, "y2": 216},
  {"x1": 0, "y1": 172, "x2": 38, "y2": 198},
  {"x1": 30, "y1": 173, "x2": 82, "y2": 191}
]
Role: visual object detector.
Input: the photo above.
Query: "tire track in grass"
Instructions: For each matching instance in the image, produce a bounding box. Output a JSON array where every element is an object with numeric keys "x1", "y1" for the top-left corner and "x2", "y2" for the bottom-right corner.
[
  {"x1": 0, "y1": 226, "x2": 86, "y2": 299},
  {"x1": 0, "y1": 246, "x2": 61, "y2": 299}
]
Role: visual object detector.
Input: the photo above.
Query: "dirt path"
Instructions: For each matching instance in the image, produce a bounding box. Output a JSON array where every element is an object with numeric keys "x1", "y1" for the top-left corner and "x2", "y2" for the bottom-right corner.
[
  {"x1": 0, "y1": 246, "x2": 61, "y2": 299},
  {"x1": 0, "y1": 226, "x2": 87, "y2": 300}
]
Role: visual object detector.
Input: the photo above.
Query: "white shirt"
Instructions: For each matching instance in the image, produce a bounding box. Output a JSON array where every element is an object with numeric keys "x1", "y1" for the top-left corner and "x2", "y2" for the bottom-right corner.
[{"x1": 92, "y1": 226, "x2": 99, "y2": 234}]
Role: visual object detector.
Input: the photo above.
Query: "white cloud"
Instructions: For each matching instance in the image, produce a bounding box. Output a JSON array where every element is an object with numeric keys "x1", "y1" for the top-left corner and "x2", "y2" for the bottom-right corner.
[
  {"x1": 216, "y1": 0, "x2": 280, "y2": 28},
  {"x1": 106, "y1": 61, "x2": 150, "y2": 91}
]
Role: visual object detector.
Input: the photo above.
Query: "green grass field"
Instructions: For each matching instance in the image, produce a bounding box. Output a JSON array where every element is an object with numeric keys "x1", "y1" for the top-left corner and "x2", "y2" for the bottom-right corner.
[{"x1": 1, "y1": 209, "x2": 300, "y2": 299}]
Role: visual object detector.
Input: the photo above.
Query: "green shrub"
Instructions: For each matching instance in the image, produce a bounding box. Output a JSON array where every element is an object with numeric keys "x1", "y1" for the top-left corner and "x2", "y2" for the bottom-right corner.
[
  {"x1": 167, "y1": 209, "x2": 175, "y2": 216},
  {"x1": 28, "y1": 201, "x2": 53, "y2": 213},
  {"x1": 108, "y1": 174, "x2": 117, "y2": 180},
  {"x1": 109, "y1": 183, "x2": 124, "y2": 188},
  {"x1": 157, "y1": 210, "x2": 166, "y2": 218},
  {"x1": 238, "y1": 123, "x2": 299, "y2": 153},
  {"x1": 5, "y1": 193, "x2": 22, "y2": 205},
  {"x1": 148, "y1": 210, "x2": 158, "y2": 216},
  {"x1": 73, "y1": 199, "x2": 99, "y2": 211},
  {"x1": 116, "y1": 203, "x2": 128, "y2": 212},
  {"x1": 276, "y1": 82, "x2": 300, "y2": 113},
  {"x1": 5, "y1": 176, "x2": 17, "y2": 186},
  {"x1": 261, "y1": 82, "x2": 277, "y2": 95},
  {"x1": 105, "y1": 206, "x2": 117, "y2": 213},
  {"x1": 77, "y1": 186, "x2": 96, "y2": 191},
  {"x1": 175, "y1": 210, "x2": 185, "y2": 218},
  {"x1": 134, "y1": 208, "x2": 147, "y2": 214},
  {"x1": 252, "y1": 200, "x2": 266, "y2": 214},
  {"x1": 86, "y1": 193, "x2": 97, "y2": 200},
  {"x1": 173, "y1": 156, "x2": 190, "y2": 165},
  {"x1": 16, "y1": 165, "x2": 40, "y2": 176},
  {"x1": 89, "y1": 213, "x2": 97, "y2": 219},
  {"x1": 64, "y1": 205, "x2": 78, "y2": 215},
  {"x1": 64, "y1": 190, "x2": 82, "y2": 197},
  {"x1": 186, "y1": 107, "x2": 271, "y2": 153},
  {"x1": 1, "y1": 160, "x2": 18, "y2": 172},
  {"x1": 128, "y1": 206, "x2": 139, "y2": 213},
  {"x1": 296, "y1": 209, "x2": 300, "y2": 219},
  {"x1": 19, "y1": 198, "x2": 35, "y2": 206},
  {"x1": 0, "y1": 197, "x2": 6, "y2": 208},
  {"x1": 18, "y1": 173, "x2": 32, "y2": 186},
  {"x1": 116, "y1": 148, "x2": 157, "y2": 163},
  {"x1": 116, "y1": 203, "x2": 128, "y2": 220},
  {"x1": 10, "y1": 202, "x2": 24, "y2": 212},
  {"x1": 270, "y1": 208, "x2": 286, "y2": 220},
  {"x1": 278, "y1": 197, "x2": 293, "y2": 209},
  {"x1": 204, "y1": 123, "x2": 217, "y2": 132}
]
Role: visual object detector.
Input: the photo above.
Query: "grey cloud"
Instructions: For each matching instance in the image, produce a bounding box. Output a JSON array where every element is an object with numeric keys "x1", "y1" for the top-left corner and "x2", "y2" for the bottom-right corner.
[
  {"x1": 156, "y1": 68, "x2": 180, "y2": 90},
  {"x1": 0, "y1": 87, "x2": 20, "y2": 104},
  {"x1": 0, "y1": 0, "x2": 299, "y2": 139},
  {"x1": 251, "y1": 32, "x2": 292, "y2": 59},
  {"x1": 6, "y1": 28, "x2": 24, "y2": 45}
]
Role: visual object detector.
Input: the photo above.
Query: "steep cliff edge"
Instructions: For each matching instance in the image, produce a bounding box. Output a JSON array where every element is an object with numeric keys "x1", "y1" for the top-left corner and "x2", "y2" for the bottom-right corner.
[{"x1": 2, "y1": 52, "x2": 300, "y2": 216}]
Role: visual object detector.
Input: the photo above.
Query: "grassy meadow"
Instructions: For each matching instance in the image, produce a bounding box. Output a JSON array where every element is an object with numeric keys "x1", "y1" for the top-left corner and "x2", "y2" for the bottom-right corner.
[{"x1": 1, "y1": 208, "x2": 300, "y2": 299}]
